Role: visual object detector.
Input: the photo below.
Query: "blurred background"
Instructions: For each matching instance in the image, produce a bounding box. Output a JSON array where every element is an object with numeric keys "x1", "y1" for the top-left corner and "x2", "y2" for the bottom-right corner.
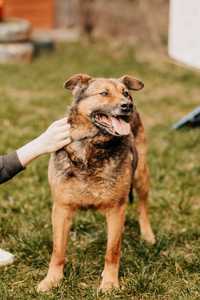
[
  {"x1": 0, "y1": 0, "x2": 169, "y2": 62},
  {"x1": 1, "y1": 1, "x2": 200, "y2": 300},
  {"x1": 2, "y1": 0, "x2": 168, "y2": 45}
]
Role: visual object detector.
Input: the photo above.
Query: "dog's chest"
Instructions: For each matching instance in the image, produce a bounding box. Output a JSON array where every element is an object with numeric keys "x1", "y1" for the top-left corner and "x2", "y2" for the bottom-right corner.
[{"x1": 49, "y1": 141, "x2": 132, "y2": 209}]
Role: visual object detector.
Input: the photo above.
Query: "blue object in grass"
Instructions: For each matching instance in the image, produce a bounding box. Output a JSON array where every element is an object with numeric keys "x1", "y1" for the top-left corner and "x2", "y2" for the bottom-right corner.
[{"x1": 172, "y1": 106, "x2": 200, "y2": 129}]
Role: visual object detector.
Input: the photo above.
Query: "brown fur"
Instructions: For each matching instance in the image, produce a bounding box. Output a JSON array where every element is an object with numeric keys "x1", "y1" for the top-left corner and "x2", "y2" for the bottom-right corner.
[{"x1": 37, "y1": 74, "x2": 155, "y2": 293}]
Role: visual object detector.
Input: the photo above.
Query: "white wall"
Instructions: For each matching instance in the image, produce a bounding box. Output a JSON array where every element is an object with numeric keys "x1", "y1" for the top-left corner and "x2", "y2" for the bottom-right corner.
[{"x1": 168, "y1": 0, "x2": 200, "y2": 69}]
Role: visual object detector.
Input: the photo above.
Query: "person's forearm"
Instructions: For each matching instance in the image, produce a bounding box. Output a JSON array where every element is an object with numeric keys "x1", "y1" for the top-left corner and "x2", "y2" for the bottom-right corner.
[
  {"x1": 16, "y1": 137, "x2": 46, "y2": 167},
  {"x1": 0, "y1": 118, "x2": 70, "y2": 183},
  {"x1": 0, "y1": 152, "x2": 24, "y2": 184}
]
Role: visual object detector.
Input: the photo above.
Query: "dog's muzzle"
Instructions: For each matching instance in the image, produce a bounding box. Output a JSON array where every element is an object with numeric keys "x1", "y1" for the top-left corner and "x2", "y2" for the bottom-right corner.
[
  {"x1": 120, "y1": 101, "x2": 133, "y2": 114},
  {"x1": 92, "y1": 111, "x2": 131, "y2": 137}
]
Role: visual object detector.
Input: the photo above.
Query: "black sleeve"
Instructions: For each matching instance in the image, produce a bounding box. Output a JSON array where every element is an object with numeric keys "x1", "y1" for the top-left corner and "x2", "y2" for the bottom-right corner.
[{"x1": 0, "y1": 152, "x2": 25, "y2": 184}]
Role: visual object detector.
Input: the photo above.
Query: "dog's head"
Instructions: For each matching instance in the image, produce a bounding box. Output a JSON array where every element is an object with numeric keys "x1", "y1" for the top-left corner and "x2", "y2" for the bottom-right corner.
[{"x1": 64, "y1": 74, "x2": 144, "y2": 138}]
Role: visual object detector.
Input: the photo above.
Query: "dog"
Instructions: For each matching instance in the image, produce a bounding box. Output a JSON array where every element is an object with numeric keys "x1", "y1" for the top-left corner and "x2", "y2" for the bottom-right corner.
[{"x1": 37, "y1": 74, "x2": 155, "y2": 292}]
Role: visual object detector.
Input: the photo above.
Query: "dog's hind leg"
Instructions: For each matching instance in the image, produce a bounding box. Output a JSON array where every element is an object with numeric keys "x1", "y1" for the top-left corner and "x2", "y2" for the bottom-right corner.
[
  {"x1": 100, "y1": 204, "x2": 126, "y2": 292},
  {"x1": 133, "y1": 128, "x2": 155, "y2": 245},
  {"x1": 37, "y1": 204, "x2": 75, "y2": 292},
  {"x1": 134, "y1": 162, "x2": 155, "y2": 244}
]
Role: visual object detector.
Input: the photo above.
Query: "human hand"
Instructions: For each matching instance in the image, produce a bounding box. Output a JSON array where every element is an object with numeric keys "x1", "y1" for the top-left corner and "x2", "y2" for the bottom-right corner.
[
  {"x1": 17, "y1": 118, "x2": 71, "y2": 167},
  {"x1": 36, "y1": 118, "x2": 71, "y2": 154}
]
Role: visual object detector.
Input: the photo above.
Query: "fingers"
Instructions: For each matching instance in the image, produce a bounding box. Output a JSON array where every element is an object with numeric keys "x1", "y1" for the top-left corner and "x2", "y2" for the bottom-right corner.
[
  {"x1": 48, "y1": 119, "x2": 70, "y2": 135},
  {"x1": 47, "y1": 118, "x2": 69, "y2": 131},
  {"x1": 57, "y1": 132, "x2": 70, "y2": 140},
  {"x1": 53, "y1": 118, "x2": 69, "y2": 127},
  {"x1": 42, "y1": 118, "x2": 72, "y2": 152},
  {"x1": 58, "y1": 124, "x2": 70, "y2": 131},
  {"x1": 57, "y1": 137, "x2": 72, "y2": 149},
  {"x1": 53, "y1": 125, "x2": 70, "y2": 138}
]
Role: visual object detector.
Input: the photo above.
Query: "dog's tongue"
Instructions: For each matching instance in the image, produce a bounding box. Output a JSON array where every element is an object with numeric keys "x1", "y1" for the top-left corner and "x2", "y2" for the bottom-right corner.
[{"x1": 110, "y1": 117, "x2": 130, "y2": 135}]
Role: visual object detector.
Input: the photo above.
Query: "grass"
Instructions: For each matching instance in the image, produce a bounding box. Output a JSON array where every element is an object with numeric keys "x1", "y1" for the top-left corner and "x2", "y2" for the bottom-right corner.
[{"x1": 0, "y1": 42, "x2": 200, "y2": 300}]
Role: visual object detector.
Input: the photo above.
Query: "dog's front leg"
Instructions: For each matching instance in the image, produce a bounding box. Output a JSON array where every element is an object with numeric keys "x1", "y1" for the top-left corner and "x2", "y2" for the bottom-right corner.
[
  {"x1": 100, "y1": 204, "x2": 126, "y2": 292},
  {"x1": 37, "y1": 204, "x2": 75, "y2": 293}
]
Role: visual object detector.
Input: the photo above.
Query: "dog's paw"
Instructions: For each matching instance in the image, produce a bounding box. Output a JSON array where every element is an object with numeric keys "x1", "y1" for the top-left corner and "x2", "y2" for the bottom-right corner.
[
  {"x1": 141, "y1": 230, "x2": 156, "y2": 245},
  {"x1": 37, "y1": 275, "x2": 62, "y2": 293},
  {"x1": 99, "y1": 279, "x2": 119, "y2": 292}
]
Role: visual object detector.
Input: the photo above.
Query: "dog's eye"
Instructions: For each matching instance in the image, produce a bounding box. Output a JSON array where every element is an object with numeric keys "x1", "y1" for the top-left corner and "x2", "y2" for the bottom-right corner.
[
  {"x1": 100, "y1": 91, "x2": 109, "y2": 96},
  {"x1": 123, "y1": 90, "x2": 129, "y2": 98}
]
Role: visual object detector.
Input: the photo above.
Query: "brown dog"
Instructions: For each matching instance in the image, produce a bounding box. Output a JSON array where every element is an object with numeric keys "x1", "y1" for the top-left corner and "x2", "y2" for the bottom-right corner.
[{"x1": 37, "y1": 74, "x2": 155, "y2": 293}]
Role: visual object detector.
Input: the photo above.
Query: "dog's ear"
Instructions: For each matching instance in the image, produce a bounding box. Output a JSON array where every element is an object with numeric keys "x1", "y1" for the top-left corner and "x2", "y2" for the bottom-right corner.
[
  {"x1": 64, "y1": 74, "x2": 92, "y2": 91},
  {"x1": 119, "y1": 75, "x2": 144, "y2": 91}
]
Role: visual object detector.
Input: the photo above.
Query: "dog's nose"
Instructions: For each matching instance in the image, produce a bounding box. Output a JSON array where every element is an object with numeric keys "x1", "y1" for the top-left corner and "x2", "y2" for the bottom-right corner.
[{"x1": 120, "y1": 101, "x2": 133, "y2": 113}]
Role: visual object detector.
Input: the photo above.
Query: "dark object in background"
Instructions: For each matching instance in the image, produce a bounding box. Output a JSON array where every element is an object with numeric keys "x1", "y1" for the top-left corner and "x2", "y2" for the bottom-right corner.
[
  {"x1": 79, "y1": 0, "x2": 95, "y2": 40},
  {"x1": 172, "y1": 106, "x2": 200, "y2": 129},
  {"x1": 32, "y1": 36, "x2": 55, "y2": 57}
]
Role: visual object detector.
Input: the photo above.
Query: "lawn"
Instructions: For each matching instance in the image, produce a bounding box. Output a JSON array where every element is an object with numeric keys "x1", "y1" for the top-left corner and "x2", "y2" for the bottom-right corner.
[{"x1": 0, "y1": 42, "x2": 200, "y2": 300}]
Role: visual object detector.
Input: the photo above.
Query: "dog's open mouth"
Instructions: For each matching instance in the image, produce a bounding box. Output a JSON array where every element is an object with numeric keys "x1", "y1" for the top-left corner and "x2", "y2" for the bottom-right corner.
[{"x1": 92, "y1": 113, "x2": 131, "y2": 136}]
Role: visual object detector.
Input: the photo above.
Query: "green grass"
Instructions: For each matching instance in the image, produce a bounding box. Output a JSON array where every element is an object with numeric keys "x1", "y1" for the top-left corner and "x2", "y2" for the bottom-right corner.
[{"x1": 0, "y1": 42, "x2": 200, "y2": 300}]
